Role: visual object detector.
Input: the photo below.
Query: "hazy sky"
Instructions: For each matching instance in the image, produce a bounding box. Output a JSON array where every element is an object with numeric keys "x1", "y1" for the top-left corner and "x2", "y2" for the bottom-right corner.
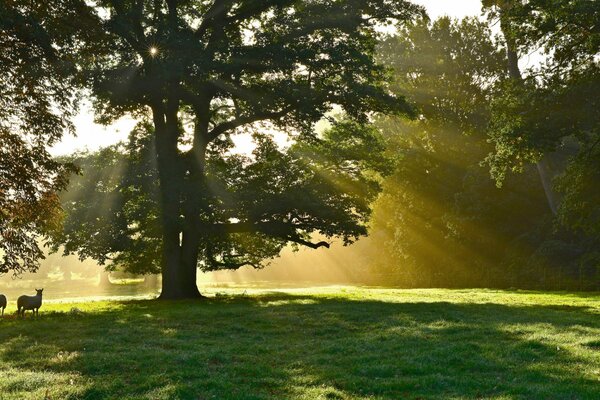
[{"x1": 50, "y1": 0, "x2": 484, "y2": 156}]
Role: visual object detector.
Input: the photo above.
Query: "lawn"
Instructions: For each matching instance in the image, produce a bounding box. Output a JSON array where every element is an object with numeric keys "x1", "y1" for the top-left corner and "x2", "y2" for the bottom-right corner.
[{"x1": 0, "y1": 288, "x2": 599, "y2": 400}]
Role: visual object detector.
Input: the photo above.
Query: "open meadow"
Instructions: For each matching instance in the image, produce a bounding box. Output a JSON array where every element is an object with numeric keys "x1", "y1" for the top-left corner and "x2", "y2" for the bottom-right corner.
[{"x1": 0, "y1": 288, "x2": 599, "y2": 400}]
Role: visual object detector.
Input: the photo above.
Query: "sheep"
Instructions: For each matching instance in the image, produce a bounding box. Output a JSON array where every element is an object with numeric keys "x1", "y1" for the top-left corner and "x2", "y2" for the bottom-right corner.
[
  {"x1": 17, "y1": 288, "x2": 43, "y2": 317},
  {"x1": 0, "y1": 294, "x2": 6, "y2": 316}
]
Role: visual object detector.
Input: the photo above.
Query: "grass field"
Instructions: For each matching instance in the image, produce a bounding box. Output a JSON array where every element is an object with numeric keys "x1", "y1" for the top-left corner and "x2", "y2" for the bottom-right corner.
[{"x1": 0, "y1": 288, "x2": 599, "y2": 400}]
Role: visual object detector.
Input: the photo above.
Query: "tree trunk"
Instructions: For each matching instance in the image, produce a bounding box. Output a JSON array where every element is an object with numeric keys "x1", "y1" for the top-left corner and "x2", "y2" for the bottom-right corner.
[
  {"x1": 179, "y1": 144, "x2": 208, "y2": 298},
  {"x1": 180, "y1": 227, "x2": 202, "y2": 296},
  {"x1": 152, "y1": 103, "x2": 203, "y2": 299},
  {"x1": 536, "y1": 158, "x2": 558, "y2": 215}
]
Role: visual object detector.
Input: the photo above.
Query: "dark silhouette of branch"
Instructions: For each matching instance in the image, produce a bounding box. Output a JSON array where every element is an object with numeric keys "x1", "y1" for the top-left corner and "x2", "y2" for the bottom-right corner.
[{"x1": 207, "y1": 109, "x2": 290, "y2": 142}]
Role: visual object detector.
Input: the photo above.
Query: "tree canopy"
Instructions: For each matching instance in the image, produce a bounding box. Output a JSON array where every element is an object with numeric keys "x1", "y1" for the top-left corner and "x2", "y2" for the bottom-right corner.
[
  {"x1": 367, "y1": 11, "x2": 599, "y2": 290},
  {"x1": 44, "y1": 0, "x2": 422, "y2": 298},
  {"x1": 0, "y1": 1, "x2": 88, "y2": 274},
  {"x1": 55, "y1": 119, "x2": 391, "y2": 273},
  {"x1": 483, "y1": 0, "x2": 600, "y2": 238}
]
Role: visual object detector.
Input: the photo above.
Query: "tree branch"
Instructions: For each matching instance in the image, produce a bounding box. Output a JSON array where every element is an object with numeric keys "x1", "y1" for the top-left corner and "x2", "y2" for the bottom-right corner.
[
  {"x1": 286, "y1": 237, "x2": 330, "y2": 249},
  {"x1": 206, "y1": 259, "x2": 261, "y2": 270},
  {"x1": 201, "y1": 221, "x2": 292, "y2": 234},
  {"x1": 226, "y1": 1, "x2": 295, "y2": 24},
  {"x1": 200, "y1": 221, "x2": 330, "y2": 249},
  {"x1": 195, "y1": 0, "x2": 234, "y2": 39},
  {"x1": 206, "y1": 109, "x2": 290, "y2": 142}
]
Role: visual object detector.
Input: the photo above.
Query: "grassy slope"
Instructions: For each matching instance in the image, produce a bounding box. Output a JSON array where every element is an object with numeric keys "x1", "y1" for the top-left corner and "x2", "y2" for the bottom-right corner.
[{"x1": 0, "y1": 288, "x2": 599, "y2": 400}]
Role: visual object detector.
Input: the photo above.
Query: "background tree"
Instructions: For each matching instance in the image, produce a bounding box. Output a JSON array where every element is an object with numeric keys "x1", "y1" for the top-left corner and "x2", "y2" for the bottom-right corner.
[
  {"x1": 0, "y1": 1, "x2": 96, "y2": 275},
  {"x1": 482, "y1": 0, "x2": 600, "y2": 288},
  {"x1": 368, "y1": 16, "x2": 584, "y2": 289}
]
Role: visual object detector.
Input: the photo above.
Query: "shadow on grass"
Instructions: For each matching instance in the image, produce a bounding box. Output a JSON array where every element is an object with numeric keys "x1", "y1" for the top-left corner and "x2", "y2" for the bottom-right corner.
[{"x1": 0, "y1": 292, "x2": 599, "y2": 399}]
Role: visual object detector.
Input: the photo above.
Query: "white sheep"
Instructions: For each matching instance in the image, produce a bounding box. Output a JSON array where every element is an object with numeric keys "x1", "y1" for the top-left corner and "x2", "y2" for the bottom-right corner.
[{"x1": 17, "y1": 289, "x2": 43, "y2": 317}]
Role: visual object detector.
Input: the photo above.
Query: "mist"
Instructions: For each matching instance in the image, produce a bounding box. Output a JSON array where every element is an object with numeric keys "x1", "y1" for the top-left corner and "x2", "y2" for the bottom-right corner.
[{"x1": 0, "y1": 240, "x2": 375, "y2": 301}]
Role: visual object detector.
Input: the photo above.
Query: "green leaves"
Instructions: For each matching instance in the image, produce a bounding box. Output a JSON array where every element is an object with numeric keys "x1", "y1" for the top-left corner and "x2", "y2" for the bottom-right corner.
[
  {"x1": 0, "y1": 0, "x2": 89, "y2": 275},
  {"x1": 45, "y1": 0, "x2": 421, "y2": 281},
  {"x1": 482, "y1": 1, "x2": 599, "y2": 246},
  {"x1": 370, "y1": 16, "x2": 554, "y2": 287},
  {"x1": 53, "y1": 119, "x2": 391, "y2": 273},
  {"x1": 556, "y1": 141, "x2": 600, "y2": 238},
  {"x1": 84, "y1": 0, "x2": 420, "y2": 127},
  {"x1": 379, "y1": 16, "x2": 505, "y2": 133}
]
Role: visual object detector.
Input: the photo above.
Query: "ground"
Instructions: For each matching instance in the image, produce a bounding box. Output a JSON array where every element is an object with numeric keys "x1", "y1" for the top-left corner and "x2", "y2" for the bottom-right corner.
[{"x1": 0, "y1": 288, "x2": 598, "y2": 400}]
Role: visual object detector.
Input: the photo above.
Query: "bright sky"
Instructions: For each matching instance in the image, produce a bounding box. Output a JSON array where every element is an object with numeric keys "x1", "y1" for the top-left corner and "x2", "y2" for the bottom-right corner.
[
  {"x1": 49, "y1": 0, "x2": 484, "y2": 156},
  {"x1": 414, "y1": 0, "x2": 482, "y2": 20}
]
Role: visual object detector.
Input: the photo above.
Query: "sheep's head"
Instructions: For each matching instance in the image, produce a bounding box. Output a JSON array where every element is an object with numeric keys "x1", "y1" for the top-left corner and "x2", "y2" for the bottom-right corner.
[{"x1": 35, "y1": 288, "x2": 44, "y2": 296}]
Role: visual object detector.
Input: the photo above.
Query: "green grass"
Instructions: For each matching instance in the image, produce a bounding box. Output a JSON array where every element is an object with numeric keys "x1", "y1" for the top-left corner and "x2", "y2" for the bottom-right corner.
[{"x1": 0, "y1": 288, "x2": 599, "y2": 400}]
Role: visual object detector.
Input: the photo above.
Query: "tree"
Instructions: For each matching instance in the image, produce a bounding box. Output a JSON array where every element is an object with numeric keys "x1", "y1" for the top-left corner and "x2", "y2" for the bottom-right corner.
[
  {"x1": 370, "y1": 16, "x2": 555, "y2": 288},
  {"x1": 483, "y1": 4, "x2": 600, "y2": 223},
  {"x1": 0, "y1": 1, "x2": 94, "y2": 275},
  {"x1": 483, "y1": 0, "x2": 599, "y2": 214},
  {"x1": 52, "y1": 1, "x2": 422, "y2": 298},
  {"x1": 481, "y1": 0, "x2": 600, "y2": 288}
]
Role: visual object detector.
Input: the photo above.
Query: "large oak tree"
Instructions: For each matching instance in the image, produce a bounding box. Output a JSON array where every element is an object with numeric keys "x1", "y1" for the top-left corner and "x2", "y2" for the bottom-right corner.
[{"x1": 52, "y1": 0, "x2": 421, "y2": 298}]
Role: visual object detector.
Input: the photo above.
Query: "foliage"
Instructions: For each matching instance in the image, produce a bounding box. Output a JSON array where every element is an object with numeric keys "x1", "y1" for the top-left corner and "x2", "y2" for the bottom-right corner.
[
  {"x1": 483, "y1": 0, "x2": 600, "y2": 231},
  {"x1": 0, "y1": 1, "x2": 92, "y2": 274},
  {"x1": 379, "y1": 17, "x2": 504, "y2": 132},
  {"x1": 370, "y1": 17, "x2": 556, "y2": 288},
  {"x1": 1, "y1": 288, "x2": 599, "y2": 399},
  {"x1": 485, "y1": 68, "x2": 600, "y2": 183},
  {"x1": 54, "y1": 121, "x2": 391, "y2": 274},
  {"x1": 555, "y1": 142, "x2": 600, "y2": 239},
  {"x1": 361, "y1": 5, "x2": 600, "y2": 290},
  {"x1": 43, "y1": 0, "x2": 422, "y2": 297},
  {"x1": 483, "y1": 0, "x2": 600, "y2": 69},
  {"x1": 52, "y1": 123, "x2": 162, "y2": 274}
]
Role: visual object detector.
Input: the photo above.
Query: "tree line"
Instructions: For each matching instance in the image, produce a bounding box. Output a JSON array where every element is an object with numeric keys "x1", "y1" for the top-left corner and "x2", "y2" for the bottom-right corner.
[{"x1": 1, "y1": 1, "x2": 598, "y2": 296}]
